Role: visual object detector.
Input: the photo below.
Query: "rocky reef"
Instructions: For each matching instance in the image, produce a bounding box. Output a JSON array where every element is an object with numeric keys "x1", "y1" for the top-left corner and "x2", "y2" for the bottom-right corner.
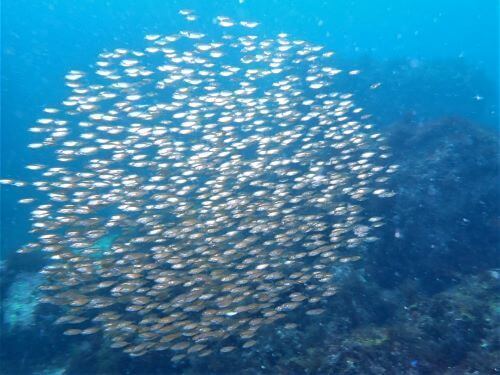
[
  {"x1": 369, "y1": 116, "x2": 499, "y2": 293},
  {"x1": 2, "y1": 272, "x2": 43, "y2": 331}
]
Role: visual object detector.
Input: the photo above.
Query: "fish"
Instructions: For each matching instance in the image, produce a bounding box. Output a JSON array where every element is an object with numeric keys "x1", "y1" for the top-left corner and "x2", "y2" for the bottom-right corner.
[{"x1": 3, "y1": 8, "x2": 397, "y2": 362}]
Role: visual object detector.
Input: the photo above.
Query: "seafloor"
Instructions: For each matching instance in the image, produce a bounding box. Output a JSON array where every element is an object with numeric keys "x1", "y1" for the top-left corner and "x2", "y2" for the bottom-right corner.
[{"x1": 1, "y1": 113, "x2": 498, "y2": 375}]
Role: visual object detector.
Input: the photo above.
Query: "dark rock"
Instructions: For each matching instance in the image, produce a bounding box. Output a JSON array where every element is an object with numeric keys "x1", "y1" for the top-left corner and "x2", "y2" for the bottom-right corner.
[{"x1": 367, "y1": 117, "x2": 499, "y2": 293}]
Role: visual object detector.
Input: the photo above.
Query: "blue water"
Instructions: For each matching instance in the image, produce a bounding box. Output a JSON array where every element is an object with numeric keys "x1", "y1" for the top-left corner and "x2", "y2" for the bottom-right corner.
[{"x1": 1, "y1": 1, "x2": 498, "y2": 374}]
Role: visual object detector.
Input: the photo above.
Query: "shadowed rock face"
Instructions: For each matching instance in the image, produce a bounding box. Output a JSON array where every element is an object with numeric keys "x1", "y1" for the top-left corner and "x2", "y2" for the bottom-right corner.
[{"x1": 367, "y1": 116, "x2": 499, "y2": 293}]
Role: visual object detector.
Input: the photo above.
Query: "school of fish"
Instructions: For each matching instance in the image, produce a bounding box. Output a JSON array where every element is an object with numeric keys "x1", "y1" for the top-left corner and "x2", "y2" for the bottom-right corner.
[{"x1": 1, "y1": 9, "x2": 397, "y2": 361}]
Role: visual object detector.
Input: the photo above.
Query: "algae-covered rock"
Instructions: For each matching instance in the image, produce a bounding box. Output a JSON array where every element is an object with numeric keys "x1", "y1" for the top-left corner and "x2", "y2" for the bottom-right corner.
[{"x1": 2, "y1": 272, "x2": 43, "y2": 330}]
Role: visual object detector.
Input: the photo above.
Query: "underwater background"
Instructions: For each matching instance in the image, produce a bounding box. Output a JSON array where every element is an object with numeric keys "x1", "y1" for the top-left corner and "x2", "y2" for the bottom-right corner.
[{"x1": 1, "y1": 0, "x2": 499, "y2": 374}]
